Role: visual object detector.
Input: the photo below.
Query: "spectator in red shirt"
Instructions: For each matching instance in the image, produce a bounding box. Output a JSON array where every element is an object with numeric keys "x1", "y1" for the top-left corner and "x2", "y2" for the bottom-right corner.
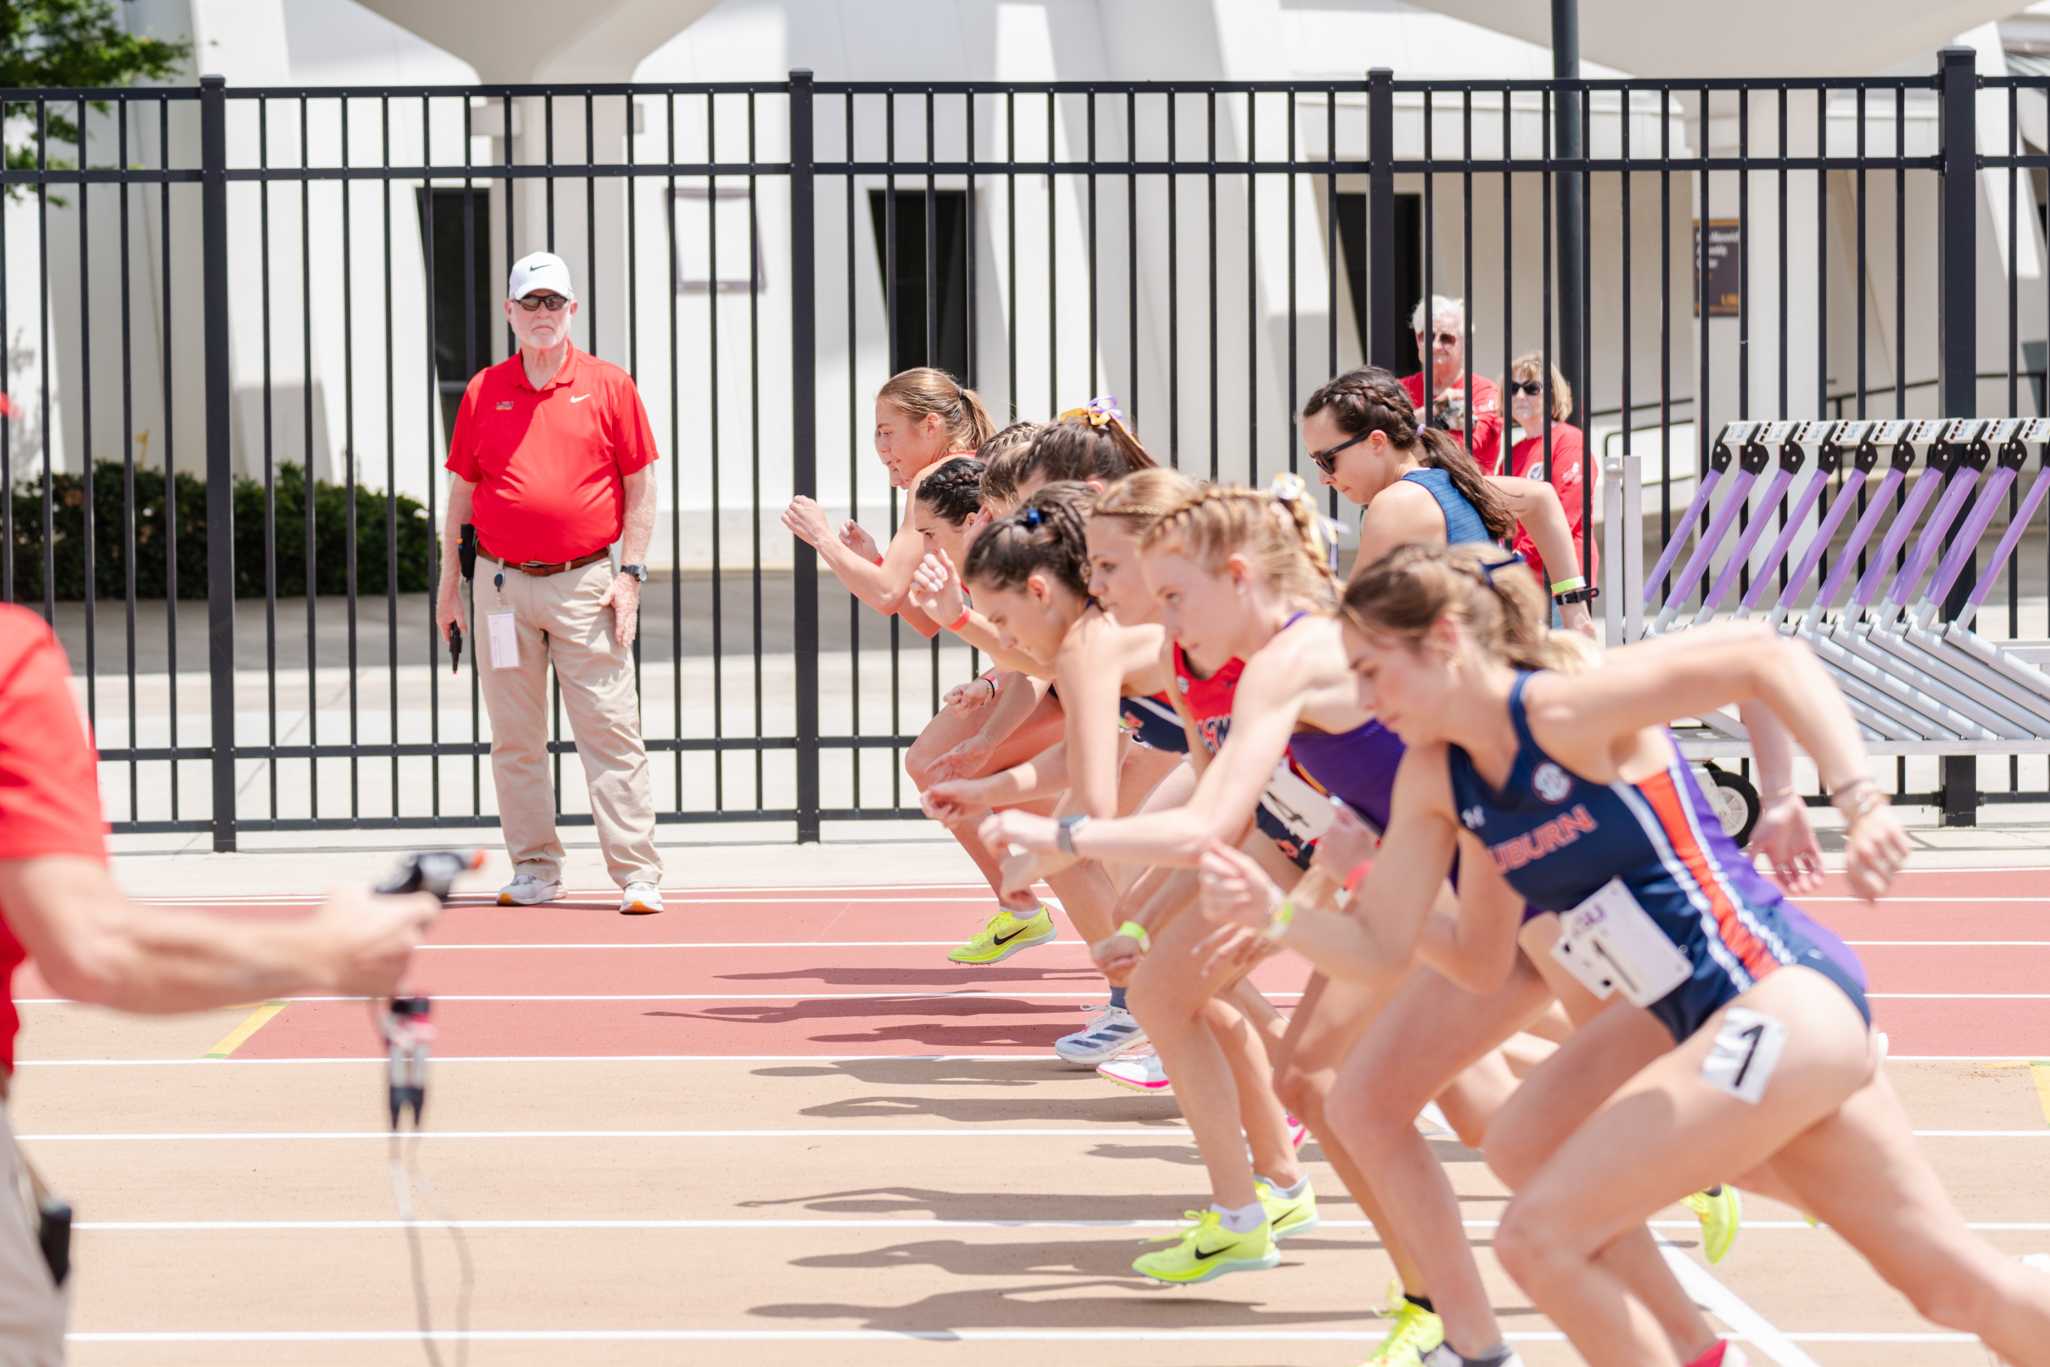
[
  {"x1": 1505, "y1": 352, "x2": 1599, "y2": 615},
  {"x1": 0, "y1": 607, "x2": 435, "y2": 1358},
  {"x1": 434, "y1": 251, "x2": 666, "y2": 916},
  {"x1": 1401, "y1": 294, "x2": 1503, "y2": 474}
]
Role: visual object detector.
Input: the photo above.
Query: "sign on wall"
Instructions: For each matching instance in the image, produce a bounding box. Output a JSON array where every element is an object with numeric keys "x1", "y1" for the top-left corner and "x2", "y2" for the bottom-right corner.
[{"x1": 1694, "y1": 217, "x2": 1741, "y2": 318}]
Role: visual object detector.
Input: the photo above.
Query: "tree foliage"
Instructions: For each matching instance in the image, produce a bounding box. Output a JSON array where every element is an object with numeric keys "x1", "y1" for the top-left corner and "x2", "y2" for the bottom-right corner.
[{"x1": 0, "y1": 0, "x2": 189, "y2": 188}]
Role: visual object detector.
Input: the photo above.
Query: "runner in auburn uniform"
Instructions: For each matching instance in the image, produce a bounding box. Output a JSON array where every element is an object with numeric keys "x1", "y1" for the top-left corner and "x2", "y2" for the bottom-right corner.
[{"x1": 1200, "y1": 541, "x2": 2050, "y2": 1367}]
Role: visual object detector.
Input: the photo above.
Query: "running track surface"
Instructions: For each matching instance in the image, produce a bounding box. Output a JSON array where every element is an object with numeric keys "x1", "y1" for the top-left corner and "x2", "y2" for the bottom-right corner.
[
  {"x1": 19, "y1": 861, "x2": 2050, "y2": 1367},
  {"x1": 89, "y1": 865, "x2": 2050, "y2": 1060}
]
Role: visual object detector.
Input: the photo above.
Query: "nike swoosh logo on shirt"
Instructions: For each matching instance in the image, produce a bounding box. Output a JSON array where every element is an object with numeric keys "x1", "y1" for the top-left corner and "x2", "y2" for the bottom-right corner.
[{"x1": 569, "y1": 393, "x2": 591, "y2": 404}]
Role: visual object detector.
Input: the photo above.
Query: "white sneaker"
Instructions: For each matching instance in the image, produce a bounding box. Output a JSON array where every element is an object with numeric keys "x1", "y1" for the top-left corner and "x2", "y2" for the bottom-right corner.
[
  {"x1": 1053, "y1": 1005, "x2": 1147, "y2": 1065},
  {"x1": 619, "y1": 881, "x2": 664, "y2": 915},
  {"x1": 1098, "y1": 1048, "x2": 1171, "y2": 1093},
  {"x1": 498, "y1": 873, "x2": 561, "y2": 906}
]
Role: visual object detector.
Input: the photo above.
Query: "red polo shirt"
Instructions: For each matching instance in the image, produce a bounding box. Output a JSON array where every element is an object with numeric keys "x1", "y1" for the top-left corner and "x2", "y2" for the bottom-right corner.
[
  {"x1": 1507, "y1": 422, "x2": 1598, "y2": 591},
  {"x1": 0, "y1": 607, "x2": 108, "y2": 1073},
  {"x1": 446, "y1": 346, "x2": 660, "y2": 564},
  {"x1": 1401, "y1": 370, "x2": 1503, "y2": 474}
]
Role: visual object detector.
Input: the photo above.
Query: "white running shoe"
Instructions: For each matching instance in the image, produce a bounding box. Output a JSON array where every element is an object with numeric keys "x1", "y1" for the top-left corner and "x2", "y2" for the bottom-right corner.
[
  {"x1": 619, "y1": 881, "x2": 664, "y2": 915},
  {"x1": 1098, "y1": 1048, "x2": 1171, "y2": 1093},
  {"x1": 1053, "y1": 1005, "x2": 1147, "y2": 1065},
  {"x1": 498, "y1": 873, "x2": 561, "y2": 906}
]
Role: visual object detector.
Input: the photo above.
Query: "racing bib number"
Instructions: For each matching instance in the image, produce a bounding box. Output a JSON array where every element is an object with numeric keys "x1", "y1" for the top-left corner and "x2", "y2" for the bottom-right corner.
[
  {"x1": 1548, "y1": 877, "x2": 1693, "y2": 1007},
  {"x1": 1700, "y1": 1008, "x2": 1787, "y2": 1104}
]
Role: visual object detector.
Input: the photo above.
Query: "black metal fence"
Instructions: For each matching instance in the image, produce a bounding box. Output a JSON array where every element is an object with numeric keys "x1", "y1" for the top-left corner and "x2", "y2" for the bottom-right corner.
[{"x1": 9, "y1": 51, "x2": 2050, "y2": 847}]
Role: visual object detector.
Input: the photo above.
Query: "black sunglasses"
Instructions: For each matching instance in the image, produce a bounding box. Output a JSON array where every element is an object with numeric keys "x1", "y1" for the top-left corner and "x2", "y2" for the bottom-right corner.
[
  {"x1": 1309, "y1": 428, "x2": 1372, "y2": 476},
  {"x1": 1416, "y1": 331, "x2": 1460, "y2": 348},
  {"x1": 1510, "y1": 380, "x2": 1544, "y2": 397},
  {"x1": 514, "y1": 293, "x2": 570, "y2": 312}
]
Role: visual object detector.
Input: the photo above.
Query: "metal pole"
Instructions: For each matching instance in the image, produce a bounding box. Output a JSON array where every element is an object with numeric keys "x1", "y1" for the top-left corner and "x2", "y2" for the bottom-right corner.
[
  {"x1": 199, "y1": 75, "x2": 238, "y2": 851},
  {"x1": 1368, "y1": 68, "x2": 1396, "y2": 370},
  {"x1": 789, "y1": 70, "x2": 822, "y2": 842},
  {"x1": 1552, "y1": 0, "x2": 1587, "y2": 426},
  {"x1": 1936, "y1": 46, "x2": 1979, "y2": 827}
]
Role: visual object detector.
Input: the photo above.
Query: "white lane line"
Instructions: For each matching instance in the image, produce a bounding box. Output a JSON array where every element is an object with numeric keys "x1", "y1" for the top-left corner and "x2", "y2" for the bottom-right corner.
[
  {"x1": 18, "y1": 990, "x2": 2050, "y2": 1006},
  {"x1": 416, "y1": 941, "x2": 1013, "y2": 950},
  {"x1": 61, "y1": 1329, "x2": 1980, "y2": 1346},
  {"x1": 13, "y1": 1053, "x2": 2045, "y2": 1068},
  {"x1": 65, "y1": 1216, "x2": 2050, "y2": 1233},
  {"x1": 1661, "y1": 1244, "x2": 1817, "y2": 1367},
  {"x1": 21, "y1": 1126, "x2": 2049, "y2": 1142},
  {"x1": 11, "y1": 992, "x2": 1251, "y2": 1006},
  {"x1": 381, "y1": 939, "x2": 2041, "y2": 950},
  {"x1": 137, "y1": 894, "x2": 1014, "y2": 907}
]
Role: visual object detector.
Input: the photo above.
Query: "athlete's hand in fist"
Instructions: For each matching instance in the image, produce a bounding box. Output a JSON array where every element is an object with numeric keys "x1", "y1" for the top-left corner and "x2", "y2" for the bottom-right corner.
[
  {"x1": 1842, "y1": 798, "x2": 1910, "y2": 902},
  {"x1": 1309, "y1": 801, "x2": 1379, "y2": 881},
  {"x1": 907, "y1": 550, "x2": 966, "y2": 628},
  {"x1": 1196, "y1": 839, "x2": 1284, "y2": 933},
  {"x1": 920, "y1": 778, "x2": 987, "y2": 830},
  {"x1": 944, "y1": 675, "x2": 999, "y2": 711},
  {"x1": 979, "y1": 809, "x2": 1058, "y2": 856},
  {"x1": 1091, "y1": 931, "x2": 1144, "y2": 987},
  {"x1": 1748, "y1": 789, "x2": 1823, "y2": 895},
  {"x1": 836, "y1": 519, "x2": 880, "y2": 563}
]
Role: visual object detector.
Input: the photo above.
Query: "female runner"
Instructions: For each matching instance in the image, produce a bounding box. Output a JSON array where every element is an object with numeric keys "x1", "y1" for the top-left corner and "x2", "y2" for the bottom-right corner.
[{"x1": 1202, "y1": 542, "x2": 2050, "y2": 1367}]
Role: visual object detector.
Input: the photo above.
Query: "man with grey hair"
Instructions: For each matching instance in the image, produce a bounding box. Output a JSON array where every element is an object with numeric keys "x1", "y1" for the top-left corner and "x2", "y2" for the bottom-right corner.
[
  {"x1": 1403, "y1": 294, "x2": 1503, "y2": 474},
  {"x1": 434, "y1": 250, "x2": 666, "y2": 915}
]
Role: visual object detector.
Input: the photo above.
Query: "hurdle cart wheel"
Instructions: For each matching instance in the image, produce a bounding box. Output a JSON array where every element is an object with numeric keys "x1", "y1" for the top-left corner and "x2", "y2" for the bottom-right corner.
[{"x1": 1697, "y1": 762, "x2": 1760, "y2": 847}]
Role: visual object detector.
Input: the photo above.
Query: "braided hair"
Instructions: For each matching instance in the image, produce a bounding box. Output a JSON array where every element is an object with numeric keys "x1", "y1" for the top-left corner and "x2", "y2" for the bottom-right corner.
[
  {"x1": 914, "y1": 456, "x2": 987, "y2": 527},
  {"x1": 1301, "y1": 366, "x2": 1513, "y2": 541},
  {"x1": 962, "y1": 481, "x2": 1094, "y2": 598},
  {"x1": 1139, "y1": 480, "x2": 1338, "y2": 609}
]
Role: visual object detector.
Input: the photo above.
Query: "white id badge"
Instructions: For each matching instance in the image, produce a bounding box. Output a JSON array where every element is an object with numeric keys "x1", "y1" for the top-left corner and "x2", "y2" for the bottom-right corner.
[
  {"x1": 1260, "y1": 763, "x2": 1338, "y2": 844},
  {"x1": 1700, "y1": 1007, "x2": 1787, "y2": 1104},
  {"x1": 1548, "y1": 877, "x2": 1693, "y2": 1008},
  {"x1": 486, "y1": 611, "x2": 521, "y2": 670}
]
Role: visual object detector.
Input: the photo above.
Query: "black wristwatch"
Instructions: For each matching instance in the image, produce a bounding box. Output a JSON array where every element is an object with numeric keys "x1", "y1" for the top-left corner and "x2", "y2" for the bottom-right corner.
[
  {"x1": 620, "y1": 563, "x2": 648, "y2": 583},
  {"x1": 1552, "y1": 584, "x2": 1599, "y2": 606}
]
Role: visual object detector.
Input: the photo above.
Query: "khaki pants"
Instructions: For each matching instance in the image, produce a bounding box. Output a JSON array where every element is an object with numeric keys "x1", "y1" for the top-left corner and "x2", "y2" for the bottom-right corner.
[
  {"x1": 468, "y1": 557, "x2": 662, "y2": 887},
  {"x1": 0, "y1": 1108, "x2": 66, "y2": 1366}
]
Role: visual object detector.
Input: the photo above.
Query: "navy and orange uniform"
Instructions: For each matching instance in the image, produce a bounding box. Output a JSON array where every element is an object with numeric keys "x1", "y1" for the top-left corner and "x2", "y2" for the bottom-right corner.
[
  {"x1": 1118, "y1": 691, "x2": 1189, "y2": 754},
  {"x1": 1449, "y1": 672, "x2": 1869, "y2": 1043},
  {"x1": 1171, "y1": 629, "x2": 1331, "y2": 869}
]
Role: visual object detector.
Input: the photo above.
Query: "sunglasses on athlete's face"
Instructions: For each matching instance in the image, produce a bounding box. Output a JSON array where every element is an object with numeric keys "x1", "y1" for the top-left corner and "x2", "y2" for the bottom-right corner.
[
  {"x1": 515, "y1": 293, "x2": 570, "y2": 312},
  {"x1": 1309, "y1": 428, "x2": 1372, "y2": 476}
]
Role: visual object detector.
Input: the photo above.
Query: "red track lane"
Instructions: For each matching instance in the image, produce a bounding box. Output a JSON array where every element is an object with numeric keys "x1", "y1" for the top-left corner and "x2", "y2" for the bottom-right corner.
[{"x1": 115, "y1": 871, "x2": 2050, "y2": 1060}]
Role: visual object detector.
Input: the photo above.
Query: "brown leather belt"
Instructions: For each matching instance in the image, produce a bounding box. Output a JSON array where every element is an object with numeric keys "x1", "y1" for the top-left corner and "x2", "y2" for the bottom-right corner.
[{"x1": 478, "y1": 541, "x2": 611, "y2": 577}]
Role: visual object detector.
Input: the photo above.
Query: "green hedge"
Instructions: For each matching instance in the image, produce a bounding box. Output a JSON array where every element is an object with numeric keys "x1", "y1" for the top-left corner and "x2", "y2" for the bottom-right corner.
[{"x1": 8, "y1": 461, "x2": 433, "y2": 600}]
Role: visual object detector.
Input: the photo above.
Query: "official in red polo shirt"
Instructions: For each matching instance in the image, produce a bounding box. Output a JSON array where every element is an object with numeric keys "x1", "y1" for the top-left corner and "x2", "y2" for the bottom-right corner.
[
  {"x1": 1402, "y1": 294, "x2": 1503, "y2": 474},
  {"x1": 433, "y1": 251, "x2": 666, "y2": 915},
  {"x1": 0, "y1": 607, "x2": 434, "y2": 1358}
]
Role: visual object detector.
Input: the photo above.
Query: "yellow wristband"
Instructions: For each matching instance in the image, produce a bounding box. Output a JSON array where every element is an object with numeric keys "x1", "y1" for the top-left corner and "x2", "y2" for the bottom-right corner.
[
  {"x1": 1263, "y1": 898, "x2": 1296, "y2": 943},
  {"x1": 1550, "y1": 575, "x2": 1586, "y2": 594},
  {"x1": 1115, "y1": 920, "x2": 1151, "y2": 953}
]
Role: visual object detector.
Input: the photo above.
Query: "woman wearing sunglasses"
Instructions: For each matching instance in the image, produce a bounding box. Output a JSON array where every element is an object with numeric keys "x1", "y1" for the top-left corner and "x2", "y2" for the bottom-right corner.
[
  {"x1": 1505, "y1": 354, "x2": 1598, "y2": 623},
  {"x1": 1300, "y1": 367, "x2": 1597, "y2": 637}
]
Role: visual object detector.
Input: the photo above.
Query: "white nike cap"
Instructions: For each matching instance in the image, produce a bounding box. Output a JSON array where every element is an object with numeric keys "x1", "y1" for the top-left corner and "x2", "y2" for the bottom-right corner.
[{"x1": 507, "y1": 250, "x2": 576, "y2": 302}]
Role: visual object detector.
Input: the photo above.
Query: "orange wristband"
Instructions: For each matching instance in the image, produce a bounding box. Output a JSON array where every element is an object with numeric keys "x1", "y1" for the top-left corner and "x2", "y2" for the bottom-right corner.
[
  {"x1": 1344, "y1": 858, "x2": 1373, "y2": 895},
  {"x1": 946, "y1": 606, "x2": 972, "y2": 632}
]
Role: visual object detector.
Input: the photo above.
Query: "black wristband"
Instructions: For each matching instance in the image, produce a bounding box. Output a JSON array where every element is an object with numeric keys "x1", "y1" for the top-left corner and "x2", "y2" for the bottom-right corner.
[{"x1": 1552, "y1": 585, "x2": 1600, "y2": 606}]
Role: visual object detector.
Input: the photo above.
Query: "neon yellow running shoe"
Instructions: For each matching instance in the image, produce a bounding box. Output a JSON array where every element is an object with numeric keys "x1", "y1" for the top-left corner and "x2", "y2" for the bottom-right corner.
[
  {"x1": 1358, "y1": 1284, "x2": 1446, "y2": 1365},
  {"x1": 1255, "y1": 1178, "x2": 1320, "y2": 1240},
  {"x1": 1685, "y1": 1185, "x2": 1742, "y2": 1264},
  {"x1": 1131, "y1": 1208, "x2": 1279, "y2": 1284},
  {"x1": 947, "y1": 905, "x2": 1056, "y2": 965}
]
